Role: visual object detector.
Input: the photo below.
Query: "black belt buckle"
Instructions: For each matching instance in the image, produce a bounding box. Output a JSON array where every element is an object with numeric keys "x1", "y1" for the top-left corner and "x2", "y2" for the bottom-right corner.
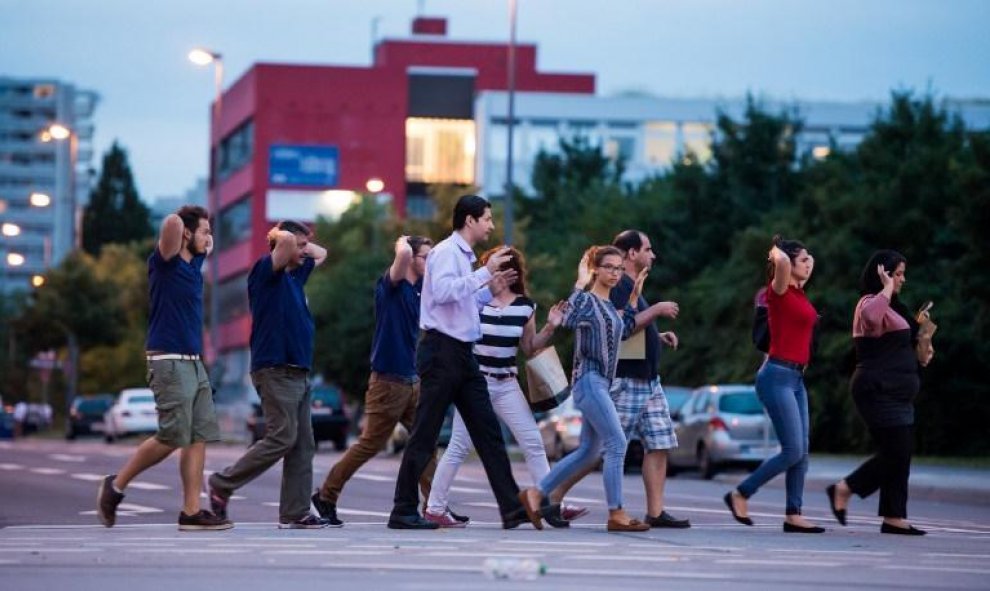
[{"x1": 769, "y1": 357, "x2": 806, "y2": 374}]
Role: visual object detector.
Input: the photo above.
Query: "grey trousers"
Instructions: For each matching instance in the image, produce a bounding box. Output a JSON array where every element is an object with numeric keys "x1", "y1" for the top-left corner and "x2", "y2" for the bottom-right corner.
[{"x1": 210, "y1": 366, "x2": 314, "y2": 522}]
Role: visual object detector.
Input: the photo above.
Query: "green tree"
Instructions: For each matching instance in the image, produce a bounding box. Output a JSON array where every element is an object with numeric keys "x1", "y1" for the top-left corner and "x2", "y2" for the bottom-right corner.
[{"x1": 81, "y1": 142, "x2": 152, "y2": 255}]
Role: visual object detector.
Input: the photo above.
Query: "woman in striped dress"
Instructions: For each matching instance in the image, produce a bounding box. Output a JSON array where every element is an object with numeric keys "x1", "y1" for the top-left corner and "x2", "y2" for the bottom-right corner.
[
  {"x1": 520, "y1": 246, "x2": 650, "y2": 532},
  {"x1": 424, "y1": 246, "x2": 584, "y2": 528}
]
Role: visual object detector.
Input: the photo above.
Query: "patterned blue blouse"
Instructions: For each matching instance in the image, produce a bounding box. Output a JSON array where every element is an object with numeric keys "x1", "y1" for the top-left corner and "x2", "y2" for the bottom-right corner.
[{"x1": 562, "y1": 288, "x2": 636, "y2": 383}]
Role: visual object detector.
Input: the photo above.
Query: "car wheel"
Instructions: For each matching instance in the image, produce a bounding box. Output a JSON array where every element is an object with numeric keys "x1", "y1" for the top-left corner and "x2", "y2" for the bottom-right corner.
[
  {"x1": 698, "y1": 444, "x2": 717, "y2": 480},
  {"x1": 66, "y1": 429, "x2": 76, "y2": 441},
  {"x1": 105, "y1": 432, "x2": 115, "y2": 443},
  {"x1": 333, "y1": 435, "x2": 347, "y2": 452}
]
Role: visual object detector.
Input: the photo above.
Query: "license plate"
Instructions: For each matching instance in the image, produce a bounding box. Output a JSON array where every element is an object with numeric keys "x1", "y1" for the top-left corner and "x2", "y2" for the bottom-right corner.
[{"x1": 311, "y1": 408, "x2": 331, "y2": 416}]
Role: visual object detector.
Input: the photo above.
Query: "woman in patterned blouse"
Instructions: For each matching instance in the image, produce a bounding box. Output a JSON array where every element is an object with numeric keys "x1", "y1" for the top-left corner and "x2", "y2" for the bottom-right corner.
[{"x1": 519, "y1": 245, "x2": 650, "y2": 532}]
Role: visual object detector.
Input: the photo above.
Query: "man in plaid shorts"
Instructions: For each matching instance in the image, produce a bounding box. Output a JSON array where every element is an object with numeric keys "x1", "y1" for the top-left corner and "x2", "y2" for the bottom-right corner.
[
  {"x1": 548, "y1": 230, "x2": 690, "y2": 528},
  {"x1": 607, "y1": 229, "x2": 690, "y2": 528}
]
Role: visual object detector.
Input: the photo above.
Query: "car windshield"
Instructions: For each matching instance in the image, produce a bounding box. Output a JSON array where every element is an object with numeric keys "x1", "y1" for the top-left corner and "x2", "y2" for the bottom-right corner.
[
  {"x1": 664, "y1": 389, "x2": 692, "y2": 413},
  {"x1": 78, "y1": 399, "x2": 111, "y2": 413},
  {"x1": 127, "y1": 395, "x2": 155, "y2": 405},
  {"x1": 312, "y1": 387, "x2": 342, "y2": 408},
  {"x1": 719, "y1": 392, "x2": 764, "y2": 415}
]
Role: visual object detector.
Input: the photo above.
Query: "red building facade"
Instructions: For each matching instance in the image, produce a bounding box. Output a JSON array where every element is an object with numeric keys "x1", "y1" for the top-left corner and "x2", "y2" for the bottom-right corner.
[{"x1": 208, "y1": 17, "x2": 594, "y2": 381}]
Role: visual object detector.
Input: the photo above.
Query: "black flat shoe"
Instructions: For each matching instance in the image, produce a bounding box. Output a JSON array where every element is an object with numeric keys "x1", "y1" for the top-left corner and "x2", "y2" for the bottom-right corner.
[
  {"x1": 645, "y1": 511, "x2": 691, "y2": 529},
  {"x1": 825, "y1": 484, "x2": 847, "y2": 526},
  {"x1": 387, "y1": 513, "x2": 439, "y2": 530},
  {"x1": 540, "y1": 497, "x2": 569, "y2": 529},
  {"x1": 447, "y1": 507, "x2": 470, "y2": 524},
  {"x1": 502, "y1": 506, "x2": 530, "y2": 530},
  {"x1": 881, "y1": 522, "x2": 926, "y2": 536},
  {"x1": 783, "y1": 521, "x2": 825, "y2": 534},
  {"x1": 723, "y1": 492, "x2": 753, "y2": 526}
]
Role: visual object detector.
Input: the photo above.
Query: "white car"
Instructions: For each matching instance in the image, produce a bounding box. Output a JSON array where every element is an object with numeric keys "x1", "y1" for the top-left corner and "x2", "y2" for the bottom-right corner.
[{"x1": 103, "y1": 388, "x2": 158, "y2": 442}]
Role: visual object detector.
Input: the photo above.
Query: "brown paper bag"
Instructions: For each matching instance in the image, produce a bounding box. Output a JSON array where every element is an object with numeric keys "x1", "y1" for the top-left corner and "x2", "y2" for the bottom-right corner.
[
  {"x1": 915, "y1": 301, "x2": 936, "y2": 367},
  {"x1": 524, "y1": 346, "x2": 571, "y2": 411}
]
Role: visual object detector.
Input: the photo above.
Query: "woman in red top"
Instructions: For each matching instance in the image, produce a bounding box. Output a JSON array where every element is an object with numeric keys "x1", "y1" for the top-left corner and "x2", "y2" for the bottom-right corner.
[{"x1": 724, "y1": 236, "x2": 824, "y2": 533}]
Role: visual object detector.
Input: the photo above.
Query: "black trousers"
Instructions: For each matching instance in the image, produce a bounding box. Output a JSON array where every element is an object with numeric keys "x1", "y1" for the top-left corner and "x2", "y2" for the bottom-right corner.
[
  {"x1": 391, "y1": 330, "x2": 522, "y2": 518},
  {"x1": 845, "y1": 424, "x2": 914, "y2": 518}
]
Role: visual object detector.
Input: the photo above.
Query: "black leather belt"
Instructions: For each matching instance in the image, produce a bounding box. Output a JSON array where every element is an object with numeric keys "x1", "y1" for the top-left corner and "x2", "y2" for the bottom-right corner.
[
  {"x1": 373, "y1": 372, "x2": 419, "y2": 385},
  {"x1": 768, "y1": 357, "x2": 807, "y2": 373},
  {"x1": 480, "y1": 371, "x2": 517, "y2": 381}
]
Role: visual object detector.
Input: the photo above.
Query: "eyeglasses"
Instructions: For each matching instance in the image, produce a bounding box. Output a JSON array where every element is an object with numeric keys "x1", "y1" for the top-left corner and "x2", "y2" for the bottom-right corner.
[{"x1": 597, "y1": 264, "x2": 624, "y2": 274}]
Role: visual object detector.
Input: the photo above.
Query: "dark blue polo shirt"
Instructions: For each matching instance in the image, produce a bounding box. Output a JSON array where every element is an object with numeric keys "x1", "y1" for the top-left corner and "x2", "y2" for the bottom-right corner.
[
  {"x1": 610, "y1": 273, "x2": 661, "y2": 380},
  {"x1": 146, "y1": 248, "x2": 205, "y2": 355},
  {"x1": 248, "y1": 255, "x2": 316, "y2": 372},
  {"x1": 370, "y1": 273, "x2": 422, "y2": 378}
]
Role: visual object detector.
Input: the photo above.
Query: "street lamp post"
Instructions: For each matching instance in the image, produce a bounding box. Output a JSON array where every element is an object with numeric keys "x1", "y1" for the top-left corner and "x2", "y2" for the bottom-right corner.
[
  {"x1": 503, "y1": 0, "x2": 518, "y2": 245},
  {"x1": 189, "y1": 48, "x2": 224, "y2": 381}
]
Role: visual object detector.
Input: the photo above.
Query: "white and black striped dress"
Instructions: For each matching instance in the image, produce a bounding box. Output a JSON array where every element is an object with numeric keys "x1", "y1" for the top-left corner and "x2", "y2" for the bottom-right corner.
[{"x1": 473, "y1": 296, "x2": 535, "y2": 378}]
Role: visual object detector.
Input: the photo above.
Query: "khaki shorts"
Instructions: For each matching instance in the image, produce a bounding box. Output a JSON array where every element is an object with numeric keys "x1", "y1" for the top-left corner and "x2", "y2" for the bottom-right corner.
[{"x1": 147, "y1": 358, "x2": 219, "y2": 447}]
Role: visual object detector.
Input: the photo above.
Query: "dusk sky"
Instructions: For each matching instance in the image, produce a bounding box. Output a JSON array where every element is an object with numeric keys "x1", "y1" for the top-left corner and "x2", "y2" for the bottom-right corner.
[{"x1": 2, "y1": 0, "x2": 988, "y2": 202}]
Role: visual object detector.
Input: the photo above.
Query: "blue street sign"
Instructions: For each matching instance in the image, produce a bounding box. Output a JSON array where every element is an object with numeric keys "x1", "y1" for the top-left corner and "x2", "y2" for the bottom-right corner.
[{"x1": 268, "y1": 144, "x2": 339, "y2": 187}]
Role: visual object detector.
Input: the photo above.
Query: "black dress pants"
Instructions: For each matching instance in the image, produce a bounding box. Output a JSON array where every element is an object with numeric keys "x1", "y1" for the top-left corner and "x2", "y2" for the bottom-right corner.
[
  {"x1": 391, "y1": 330, "x2": 522, "y2": 518},
  {"x1": 845, "y1": 424, "x2": 914, "y2": 518}
]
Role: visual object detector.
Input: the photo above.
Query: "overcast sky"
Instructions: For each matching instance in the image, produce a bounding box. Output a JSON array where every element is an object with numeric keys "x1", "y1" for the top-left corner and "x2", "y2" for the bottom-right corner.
[{"x1": 2, "y1": 0, "x2": 987, "y2": 201}]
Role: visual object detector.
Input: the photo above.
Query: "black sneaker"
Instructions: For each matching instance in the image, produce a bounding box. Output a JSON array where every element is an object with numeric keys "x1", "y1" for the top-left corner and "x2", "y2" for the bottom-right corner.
[
  {"x1": 209, "y1": 485, "x2": 230, "y2": 521},
  {"x1": 97, "y1": 475, "x2": 125, "y2": 528},
  {"x1": 645, "y1": 510, "x2": 691, "y2": 529},
  {"x1": 178, "y1": 510, "x2": 234, "y2": 531},
  {"x1": 447, "y1": 506, "x2": 470, "y2": 524},
  {"x1": 310, "y1": 492, "x2": 344, "y2": 527},
  {"x1": 278, "y1": 514, "x2": 331, "y2": 529}
]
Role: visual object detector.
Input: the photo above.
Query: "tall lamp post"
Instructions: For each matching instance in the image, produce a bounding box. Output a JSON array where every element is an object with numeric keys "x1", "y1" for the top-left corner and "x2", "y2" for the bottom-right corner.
[
  {"x1": 503, "y1": 0, "x2": 518, "y2": 245},
  {"x1": 189, "y1": 48, "x2": 224, "y2": 381}
]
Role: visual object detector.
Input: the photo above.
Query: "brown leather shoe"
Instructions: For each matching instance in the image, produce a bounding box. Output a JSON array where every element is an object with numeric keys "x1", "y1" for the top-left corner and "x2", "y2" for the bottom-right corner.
[
  {"x1": 607, "y1": 518, "x2": 650, "y2": 532},
  {"x1": 517, "y1": 489, "x2": 544, "y2": 530}
]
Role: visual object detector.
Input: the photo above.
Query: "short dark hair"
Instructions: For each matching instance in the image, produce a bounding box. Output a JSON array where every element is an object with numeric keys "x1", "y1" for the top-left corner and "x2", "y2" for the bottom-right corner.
[
  {"x1": 452, "y1": 195, "x2": 491, "y2": 230},
  {"x1": 612, "y1": 230, "x2": 645, "y2": 255},
  {"x1": 176, "y1": 205, "x2": 209, "y2": 234},
  {"x1": 408, "y1": 235, "x2": 433, "y2": 255},
  {"x1": 267, "y1": 220, "x2": 311, "y2": 251}
]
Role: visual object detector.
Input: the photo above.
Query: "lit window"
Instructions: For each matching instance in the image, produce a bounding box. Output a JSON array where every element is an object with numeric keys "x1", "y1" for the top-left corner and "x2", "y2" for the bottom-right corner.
[
  {"x1": 682, "y1": 122, "x2": 713, "y2": 163},
  {"x1": 405, "y1": 118, "x2": 476, "y2": 184},
  {"x1": 645, "y1": 121, "x2": 677, "y2": 167}
]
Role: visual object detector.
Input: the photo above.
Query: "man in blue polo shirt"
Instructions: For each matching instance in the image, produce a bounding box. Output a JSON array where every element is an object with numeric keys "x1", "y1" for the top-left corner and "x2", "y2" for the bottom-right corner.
[
  {"x1": 312, "y1": 235, "x2": 438, "y2": 526},
  {"x1": 208, "y1": 220, "x2": 330, "y2": 529},
  {"x1": 98, "y1": 205, "x2": 231, "y2": 531}
]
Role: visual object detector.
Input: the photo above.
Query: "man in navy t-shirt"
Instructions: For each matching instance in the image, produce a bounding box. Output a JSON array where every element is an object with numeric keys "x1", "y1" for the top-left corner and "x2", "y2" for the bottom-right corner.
[
  {"x1": 312, "y1": 235, "x2": 435, "y2": 526},
  {"x1": 208, "y1": 220, "x2": 330, "y2": 529},
  {"x1": 98, "y1": 205, "x2": 232, "y2": 532}
]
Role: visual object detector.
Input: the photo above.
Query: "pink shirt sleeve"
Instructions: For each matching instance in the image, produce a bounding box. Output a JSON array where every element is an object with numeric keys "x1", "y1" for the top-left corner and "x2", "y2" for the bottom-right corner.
[{"x1": 853, "y1": 294, "x2": 909, "y2": 338}]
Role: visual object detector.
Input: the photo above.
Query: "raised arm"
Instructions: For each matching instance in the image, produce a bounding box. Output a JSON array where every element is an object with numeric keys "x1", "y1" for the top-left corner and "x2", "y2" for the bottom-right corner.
[
  {"x1": 769, "y1": 245, "x2": 792, "y2": 295},
  {"x1": 303, "y1": 241, "x2": 328, "y2": 267},
  {"x1": 157, "y1": 214, "x2": 184, "y2": 261},
  {"x1": 428, "y1": 248, "x2": 493, "y2": 305},
  {"x1": 271, "y1": 230, "x2": 298, "y2": 272},
  {"x1": 521, "y1": 301, "x2": 565, "y2": 357},
  {"x1": 388, "y1": 236, "x2": 413, "y2": 284}
]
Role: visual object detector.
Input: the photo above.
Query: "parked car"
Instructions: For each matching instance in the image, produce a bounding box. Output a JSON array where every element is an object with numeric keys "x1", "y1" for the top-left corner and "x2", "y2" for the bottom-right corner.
[
  {"x1": 537, "y1": 397, "x2": 582, "y2": 461},
  {"x1": 66, "y1": 394, "x2": 114, "y2": 439},
  {"x1": 247, "y1": 383, "x2": 351, "y2": 451},
  {"x1": 668, "y1": 384, "x2": 780, "y2": 479},
  {"x1": 0, "y1": 406, "x2": 14, "y2": 440},
  {"x1": 624, "y1": 385, "x2": 695, "y2": 472},
  {"x1": 103, "y1": 388, "x2": 158, "y2": 442}
]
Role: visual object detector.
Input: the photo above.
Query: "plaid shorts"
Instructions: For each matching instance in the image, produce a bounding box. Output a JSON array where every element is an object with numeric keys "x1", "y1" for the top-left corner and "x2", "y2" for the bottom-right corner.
[{"x1": 609, "y1": 377, "x2": 678, "y2": 450}]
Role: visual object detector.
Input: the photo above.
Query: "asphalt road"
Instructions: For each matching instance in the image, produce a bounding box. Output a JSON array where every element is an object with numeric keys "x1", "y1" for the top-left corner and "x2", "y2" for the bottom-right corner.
[{"x1": 2, "y1": 437, "x2": 989, "y2": 590}]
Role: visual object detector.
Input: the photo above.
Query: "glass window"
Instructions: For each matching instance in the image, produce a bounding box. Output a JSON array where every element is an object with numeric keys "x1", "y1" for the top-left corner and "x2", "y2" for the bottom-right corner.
[
  {"x1": 718, "y1": 391, "x2": 764, "y2": 415},
  {"x1": 218, "y1": 195, "x2": 252, "y2": 251},
  {"x1": 217, "y1": 272, "x2": 249, "y2": 324},
  {"x1": 215, "y1": 120, "x2": 254, "y2": 181},
  {"x1": 604, "y1": 136, "x2": 636, "y2": 161},
  {"x1": 645, "y1": 121, "x2": 678, "y2": 167},
  {"x1": 682, "y1": 122, "x2": 713, "y2": 163},
  {"x1": 405, "y1": 118, "x2": 475, "y2": 184}
]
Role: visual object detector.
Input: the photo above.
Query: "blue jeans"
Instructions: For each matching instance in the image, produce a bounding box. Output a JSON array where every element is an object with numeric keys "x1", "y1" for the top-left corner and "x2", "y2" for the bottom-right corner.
[
  {"x1": 538, "y1": 371, "x2": 627, "y2": 510},
  {"x1": 737, "y1": 361, "x2": 809, "y2": 515}
]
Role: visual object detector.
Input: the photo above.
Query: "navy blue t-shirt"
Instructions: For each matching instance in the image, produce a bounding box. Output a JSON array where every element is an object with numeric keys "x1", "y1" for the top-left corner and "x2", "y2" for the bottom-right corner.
[
  {"x1": 248, "y1": 255, "x2": 316, "y2": 372},
  {"x1": 370, "y1": 273, "x2": 422, "y2": 378},
  {"x1": 146, "y1": 248, "x2": 206, "y2": 354},
  {"x1": 610, "y1": 273, "x2": 661, "y2": 380}
]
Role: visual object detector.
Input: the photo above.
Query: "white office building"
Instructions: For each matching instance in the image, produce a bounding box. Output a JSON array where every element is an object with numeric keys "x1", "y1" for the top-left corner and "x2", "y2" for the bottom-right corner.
[{"x1": 0, "y1": 77, "x2": 98, "y2": 292}]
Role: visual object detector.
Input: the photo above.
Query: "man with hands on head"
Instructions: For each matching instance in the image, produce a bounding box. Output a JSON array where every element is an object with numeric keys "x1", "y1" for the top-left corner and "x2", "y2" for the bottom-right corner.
[
  {"x1": 313, "y1": 234, "x2": 435, "y2": 526},
  {"x1": 208, "y1": 221, "x2": 331, "y2": 529},
  {"x1": 97, "y1": 206, "x2": 232, "y2": 531},
  {"x1": 388, "y1": 194, "x2": 534, "y2": 530}
]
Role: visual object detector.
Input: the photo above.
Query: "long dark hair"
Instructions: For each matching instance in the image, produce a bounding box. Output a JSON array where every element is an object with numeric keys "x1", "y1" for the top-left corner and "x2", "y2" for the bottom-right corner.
[
  {"x1": 858, "y1": 249, "x2": 918, "y2": 339},
  {"x1": 480, "y1": 246, "x2": 527, "y2": 296}
]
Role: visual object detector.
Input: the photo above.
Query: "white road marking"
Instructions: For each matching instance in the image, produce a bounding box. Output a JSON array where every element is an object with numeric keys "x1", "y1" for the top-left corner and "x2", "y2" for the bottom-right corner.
[
  {"x1": 336, "y1": 508, "x2": 391, "y2": 517},
  {"x1": 497, "y1": 539, "x2": 612, "y2": 547},
  {"x1": 127, "y1": 481, "x2": 170, "y2": 491},
  {"x1": 49, "y1": 453, "x2": 87, "y2": 463},
  {"x1": 769, "y1": 548, "x2": 892, "y2": 557},
  {"x1": 71, "y1": 473, "x2": 106, "y2": 481},
  {"x1": 924, "y1": 552, "x2": 990, "y2": 559},
  {"x1": 0, "y1": 463, "x2": 24, "y2": 470},
  {"x1": 0, "y1": 548, "x2": 100, "y2": 553},
  {"x1": 351, "y1": 473, "x2": 394, "y2": 482},
  {"x1": 462, "y1": 501, "x2": 499, "y2": 509},
  {"x1": 370, "y1": 536, "x2": 478, "y2": 543},
  {"x1": 878, "y1": 565, "x2": 990, "y2": 575},
  {"x1": 29, "y1": 467, "x2": 65, "y2": 475},
  {"x1": 567, "y1": 554, "x2": 680, "y2": 562},
  {"x1": 715, "y1": 558, "x2": 844, "y2": 567},
  {"x1": 316, "y1": 561, "x2": 730, "y2": 580},
  {"x1": 448, "y1": 486, "x2": 487, "y2": 494},
  {"x1": 78, "y1": 502, "x2": 164, "y2": 515},
  {"x1": 263, "y1": 550, "x2": 383, "y2": 556},
  {"x1": 126, "y1": 548, "x2": 241, "y2": 554}
]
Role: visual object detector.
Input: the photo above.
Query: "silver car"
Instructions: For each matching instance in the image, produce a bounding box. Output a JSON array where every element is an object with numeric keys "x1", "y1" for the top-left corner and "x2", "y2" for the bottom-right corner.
[
  {"x1": 537, "y1": 397, "x2": 582, "y2": 461},
  {"x1": 668, "y1": 384, "x2": 780, "y2": 479}
]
